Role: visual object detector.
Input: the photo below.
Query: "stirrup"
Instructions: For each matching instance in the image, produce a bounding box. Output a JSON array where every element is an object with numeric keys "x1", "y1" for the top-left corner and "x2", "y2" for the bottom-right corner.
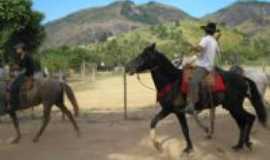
[
  {"x1": 181, "y1": 105, "x2": 195, "y2": 114},
  {"x1": 185, "y1": 106, "x2": 195, "y2": 114}
]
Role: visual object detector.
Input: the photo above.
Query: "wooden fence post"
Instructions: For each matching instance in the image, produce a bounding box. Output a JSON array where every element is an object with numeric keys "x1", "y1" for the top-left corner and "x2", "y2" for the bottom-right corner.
[{"x1": 123, "y1": 70, "x2": 128, "y2": 120}]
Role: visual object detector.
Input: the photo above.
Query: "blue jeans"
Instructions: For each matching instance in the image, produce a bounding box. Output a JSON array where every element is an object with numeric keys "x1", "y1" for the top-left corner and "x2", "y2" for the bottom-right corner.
[{"x1": 187, "y1": 67, "x2": 209, "y2": 105}]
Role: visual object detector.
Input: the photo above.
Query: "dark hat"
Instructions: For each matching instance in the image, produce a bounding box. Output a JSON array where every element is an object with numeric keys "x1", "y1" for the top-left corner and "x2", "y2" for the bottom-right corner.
[
  {"x1": 201, "y1": 22, "x2": 219, "y2": 33},
  {"x1": 14, "y1": 42, "x2": 25, "y2": 49}
]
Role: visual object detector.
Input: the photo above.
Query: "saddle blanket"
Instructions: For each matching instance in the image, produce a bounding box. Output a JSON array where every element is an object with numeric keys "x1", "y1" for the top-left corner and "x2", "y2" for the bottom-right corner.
[{"x1": 157, "y1": 72, "x2": 226, "y2": 102}]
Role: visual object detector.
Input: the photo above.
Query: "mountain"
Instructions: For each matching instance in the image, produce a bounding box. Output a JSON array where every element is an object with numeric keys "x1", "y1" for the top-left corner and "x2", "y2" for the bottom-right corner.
[
  {"x1": 43, "y1": 0, "x2": 193, "y2": 49},
  {"x1": 205, "y1": 1, "x2": 270, "y2": 35}
]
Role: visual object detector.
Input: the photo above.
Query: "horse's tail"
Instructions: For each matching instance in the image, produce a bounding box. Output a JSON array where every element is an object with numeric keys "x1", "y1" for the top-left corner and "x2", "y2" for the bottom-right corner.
[
  {"x1": 267, "y1": 73, "x2": 270, "y2": 87},
  {"x1": 261, "y1": 64, "x2": 270, "y2": 86},
  {"x1": 246, "y1": 78, "x2": 268, "y2": 127},
  {"x1": 63, "y1": 83, "x2": 80, "y2": 117}
]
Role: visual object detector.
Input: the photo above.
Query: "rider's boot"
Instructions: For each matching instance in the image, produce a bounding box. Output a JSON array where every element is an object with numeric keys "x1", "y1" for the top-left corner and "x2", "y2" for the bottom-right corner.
[{"x1": 5, "y1": 91, "x2": 19, "y2": 113}]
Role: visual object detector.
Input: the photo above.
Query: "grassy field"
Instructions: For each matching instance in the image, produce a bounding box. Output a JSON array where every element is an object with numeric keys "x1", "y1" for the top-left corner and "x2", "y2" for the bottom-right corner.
[{"x1": 70, "y1": 73, "x2": 156, "y2": 113}]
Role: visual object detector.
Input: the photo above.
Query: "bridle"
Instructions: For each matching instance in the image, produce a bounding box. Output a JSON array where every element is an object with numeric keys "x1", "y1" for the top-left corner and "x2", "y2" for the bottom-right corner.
[{"x1": 136, "y1": 65, "x2": 159, "y2": 91}]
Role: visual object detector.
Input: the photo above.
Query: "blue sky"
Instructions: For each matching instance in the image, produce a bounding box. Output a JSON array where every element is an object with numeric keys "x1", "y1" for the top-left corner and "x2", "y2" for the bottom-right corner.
[{"x1": 33, "y1": 0, "x2": 269, "y2": 23}]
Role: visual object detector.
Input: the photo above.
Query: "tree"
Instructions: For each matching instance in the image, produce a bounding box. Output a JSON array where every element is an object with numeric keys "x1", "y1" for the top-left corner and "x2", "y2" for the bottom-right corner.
[{"x1": 0, "y1": 0, "x2": 45, "y2": 62}]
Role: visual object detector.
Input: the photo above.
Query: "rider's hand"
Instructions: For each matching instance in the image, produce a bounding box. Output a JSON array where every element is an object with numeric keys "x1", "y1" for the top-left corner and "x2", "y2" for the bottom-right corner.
[
  {"x1": 191, "y1": 45, "x2": 203, "y2": 55},
  {"x1": 215, "y1": 30, "x2": 222, "y2": 40}
]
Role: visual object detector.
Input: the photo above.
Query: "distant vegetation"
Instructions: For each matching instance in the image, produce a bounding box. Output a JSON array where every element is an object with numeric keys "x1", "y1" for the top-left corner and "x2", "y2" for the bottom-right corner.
[
  {"x1": 0, "y1": 0, "x2": 45, "y2": 62},
  {"x1": 40, "y1": 19, "x2": 270, "y2": 71}
]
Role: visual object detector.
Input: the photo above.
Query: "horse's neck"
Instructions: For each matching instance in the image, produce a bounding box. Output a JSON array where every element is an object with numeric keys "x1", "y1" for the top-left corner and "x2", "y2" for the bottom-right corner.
[
  {"x1": 151, "y1": 70, "x2": 163, "y2": 91},
  {"x1": 267, "y1": 74, "x2": 270, "y2": 84},
  {"x1": 151, "y1": 55, "x2": 181, "y2": 91}
]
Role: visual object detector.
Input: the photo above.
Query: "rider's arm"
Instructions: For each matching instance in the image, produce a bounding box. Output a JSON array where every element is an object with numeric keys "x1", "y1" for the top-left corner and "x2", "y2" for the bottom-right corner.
[
  {"x1": 191, "y1": 45, "x2": 204, "y2": 53},
  {"x1": 191, "y1": 37, "x2": 207, "y2": 54}
]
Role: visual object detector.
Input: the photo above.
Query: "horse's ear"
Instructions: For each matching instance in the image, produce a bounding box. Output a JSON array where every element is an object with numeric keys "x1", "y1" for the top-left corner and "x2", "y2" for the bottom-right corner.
[{"x1": 149, "y1": 43, "x2": 156, "y2": 51}]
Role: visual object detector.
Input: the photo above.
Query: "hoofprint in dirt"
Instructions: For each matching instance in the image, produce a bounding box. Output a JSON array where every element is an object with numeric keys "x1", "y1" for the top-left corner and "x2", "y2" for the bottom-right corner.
[{"x1": 0, "y1": 106, "x2": 269, "y2": 160}]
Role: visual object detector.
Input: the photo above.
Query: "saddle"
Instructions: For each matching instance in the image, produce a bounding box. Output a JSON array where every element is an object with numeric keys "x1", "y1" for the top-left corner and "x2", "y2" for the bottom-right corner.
[
  {"x1": 156, "y1": 66, "x2": 226, "y2": 102},
  {"x1": 181, "y1": 65, "x2": 226, "y2": 95},
  {"x1": 5, "y1": 77, "x2": 35, "y2": 110}
]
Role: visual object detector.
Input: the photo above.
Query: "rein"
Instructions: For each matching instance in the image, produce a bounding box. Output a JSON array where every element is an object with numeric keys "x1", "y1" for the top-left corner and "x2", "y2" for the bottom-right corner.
[
  {"x1": 136, "y1": 74, "x2": 155, "y2": 91},
  {"x1": 136, "y1": 66, "x2": 159, "y2": 91}
]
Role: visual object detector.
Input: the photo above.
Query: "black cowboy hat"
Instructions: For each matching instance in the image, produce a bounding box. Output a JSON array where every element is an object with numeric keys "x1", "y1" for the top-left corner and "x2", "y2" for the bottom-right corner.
[{"x1": 200, "y1": 22, "x2": 220, "y2": 33}]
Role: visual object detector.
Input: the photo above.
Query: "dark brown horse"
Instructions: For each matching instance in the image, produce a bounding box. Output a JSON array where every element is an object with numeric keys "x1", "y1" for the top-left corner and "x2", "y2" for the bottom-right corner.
[{"x1": 0, "y1": 77, "x2": 80, "y2": 143}]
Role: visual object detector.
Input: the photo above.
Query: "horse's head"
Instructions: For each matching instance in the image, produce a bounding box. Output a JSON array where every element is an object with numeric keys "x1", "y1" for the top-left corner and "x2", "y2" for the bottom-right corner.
[{"x1": 125, "y1": 43, "x2": 159, "y2": 75}]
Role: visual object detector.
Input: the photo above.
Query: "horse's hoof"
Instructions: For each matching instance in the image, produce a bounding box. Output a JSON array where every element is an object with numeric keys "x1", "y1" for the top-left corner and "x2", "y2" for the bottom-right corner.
[
  {"x1": 246, "y1": 142, "x2": 253, "y2": 151},
  {"x1": 153, "y1": 141, "x2": 163, "y2": 152},
  {"x1": 10, "y1": 137, "x2": 20, "y2": 144},
  {"x1": 11, "y1": 140, "x2": 19, "y2": 144},
  {"x1": 232, "y1": 144, "x2": 244, "y2": 151},
  {"x1": 182, "y1": 146, "x2": 193, "y2": 154},
  {"x1": 76, "y1": 131, "x2": 81, "y2": 138},
  {"x1": 32, "y1": 138, "x2": 39, "y2": 143},
  {"x1": 201, "y1": 127, "x2": 210, "y2": 135},
  {"x1": 74, "y1": 112, "x2": 80, "y2": 118},
  {"x1": 205, "y1": 134, "x2": 213, "y2": 140}
]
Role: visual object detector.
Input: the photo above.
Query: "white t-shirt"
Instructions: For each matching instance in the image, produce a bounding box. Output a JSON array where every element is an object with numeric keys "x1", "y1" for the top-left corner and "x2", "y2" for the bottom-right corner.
[{"x1": 196, "y1": 35, "x2": 220, "y2": 71}]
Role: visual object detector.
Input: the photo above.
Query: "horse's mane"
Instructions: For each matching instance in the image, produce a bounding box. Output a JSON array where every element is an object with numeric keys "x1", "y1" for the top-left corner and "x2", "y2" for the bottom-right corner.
[{"x1": 155, "y1": 50, "x2": 182, "y2": 80}]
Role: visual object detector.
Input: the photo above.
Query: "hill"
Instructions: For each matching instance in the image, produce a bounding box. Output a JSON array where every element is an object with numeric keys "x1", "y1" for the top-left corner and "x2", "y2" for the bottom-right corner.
[
  {"x1": 205, "y1": 1, "x2": 270, "y2": 35},
  {"x1": 43, "y1": 0, "x2": 193, "y2": 49}
]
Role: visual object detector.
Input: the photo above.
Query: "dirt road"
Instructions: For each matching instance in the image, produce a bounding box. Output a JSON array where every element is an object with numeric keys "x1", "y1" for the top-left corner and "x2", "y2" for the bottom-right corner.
[{"x1": 0, "y1": 74, "x2": 269, "y2": 160}]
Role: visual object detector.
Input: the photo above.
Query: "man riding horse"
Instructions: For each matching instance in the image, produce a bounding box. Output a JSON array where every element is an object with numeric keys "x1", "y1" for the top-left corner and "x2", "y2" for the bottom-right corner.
[
  {"x1": 7, "y1": 42, "x2": 36, "y2": 112},
  {"x1": 184, "y1": 22, "x2": 221, "y2": 113},
  {"x1": 1, "y1": 42, "x2": 80, "y2": 143}
]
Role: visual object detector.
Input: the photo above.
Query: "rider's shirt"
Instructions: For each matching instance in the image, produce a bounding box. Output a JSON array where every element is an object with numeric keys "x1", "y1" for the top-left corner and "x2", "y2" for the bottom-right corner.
[
  {"x1": 196, "y1": 35, "x2": 220, "y2": 71},
  {"x1": 18, "y1": 54, "x2": 35, "y2": 77}
]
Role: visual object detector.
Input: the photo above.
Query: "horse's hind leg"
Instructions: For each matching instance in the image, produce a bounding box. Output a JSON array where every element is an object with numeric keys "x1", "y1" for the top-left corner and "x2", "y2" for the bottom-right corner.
[
  {"x1": 208, "y1": 107, "x2": 216, "y2": 139},
  {"x1": 57, "y1": 103, "x2": 80, "y2": 137},
  {"x1": 9, "y1": 112, "x2": 21, "y2": 144},
  {"x1": 192, "y1": 111, "x2": 209, "y2": 134},
  {"x1": 207, "y1": 90, "x2": 216, "y2": 139},
  {"x1": 33, "y1": 104, "x2": 52, "y2": 143},
  {"x1": 31, "y1": 107, "x2": 36, "y2": 120},
  {"x1": 229, "y1": 106, "x2": 252, "y2": 151},
  {"x1": 243, "y1": 111, "x2": 255, "y2": 150}
]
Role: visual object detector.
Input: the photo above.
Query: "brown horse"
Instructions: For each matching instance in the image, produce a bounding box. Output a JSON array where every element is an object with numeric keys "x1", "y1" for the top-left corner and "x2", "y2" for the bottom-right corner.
[{"x1": 0, "y1": 78, "x2": 80, "y2": 144}]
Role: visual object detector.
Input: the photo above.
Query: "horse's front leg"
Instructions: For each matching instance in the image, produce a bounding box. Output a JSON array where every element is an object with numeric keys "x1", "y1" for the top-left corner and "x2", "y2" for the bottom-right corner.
[
  {"x1": 9, "y1": 112, "x2": 21, "y2": 144},
  {"x1": 192, "y1": 111, "x2": 209, "y2": 134},
  {"x1": 175, "y1": 113, "x2": 193, "y2": 153},
  {"x1": 150, "y1": 109, "x2": 170, "y2": 152},
  {"x1": 33, "y1": 104, "x2": 52, "y2": 143}
]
